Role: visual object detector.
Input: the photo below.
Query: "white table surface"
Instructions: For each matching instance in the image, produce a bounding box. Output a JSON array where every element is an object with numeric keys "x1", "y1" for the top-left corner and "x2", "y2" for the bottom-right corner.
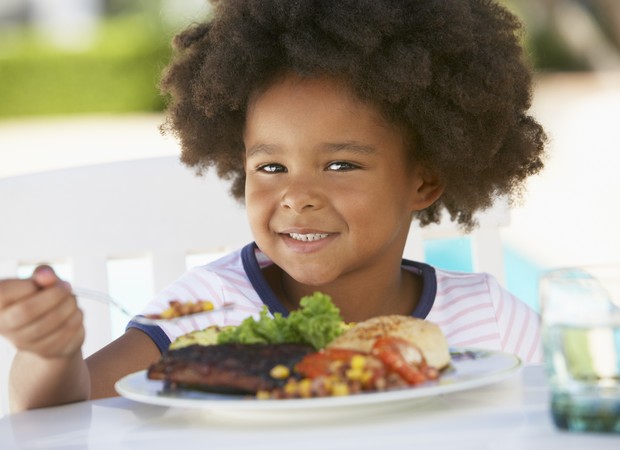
[{"x1": 1, "y1": 365, "x2": 618, "y2": 450}]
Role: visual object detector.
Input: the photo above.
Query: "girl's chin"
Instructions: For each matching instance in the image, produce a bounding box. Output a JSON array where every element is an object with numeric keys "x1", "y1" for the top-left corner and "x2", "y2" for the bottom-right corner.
[{"x1": 282, "y1": 265, "x2": 339, "y2": 287}]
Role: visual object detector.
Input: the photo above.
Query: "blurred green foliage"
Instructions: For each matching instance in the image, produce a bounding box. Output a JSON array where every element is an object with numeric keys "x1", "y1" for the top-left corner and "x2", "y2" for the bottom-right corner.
[
  {"x1": 525, "y1": 28, "x2": 591, "y2": 71},
  {"x1": 2, "y1": 0, "x2": 617, "y2": 118},
  {"x1": 503, "y1": 0, "x2": 620, "y2": 72},
  {"x1": 0, "y1": 14, "x2": 172, "y2": 118}
]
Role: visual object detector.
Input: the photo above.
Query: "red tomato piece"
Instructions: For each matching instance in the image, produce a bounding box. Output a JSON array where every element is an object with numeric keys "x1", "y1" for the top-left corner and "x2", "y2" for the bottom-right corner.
[
  {"x1": 371, "y1": 336, "x2": 430, "y2": 385},
  {"x1": 295, "y1": 348, "x2": 364, "y2": 379}
]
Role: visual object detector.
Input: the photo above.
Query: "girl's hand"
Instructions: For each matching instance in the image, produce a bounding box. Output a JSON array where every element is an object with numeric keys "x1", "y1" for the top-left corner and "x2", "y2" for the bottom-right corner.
[{"x1": 0, "y1": 266, "x2": 85, "y2": 359}]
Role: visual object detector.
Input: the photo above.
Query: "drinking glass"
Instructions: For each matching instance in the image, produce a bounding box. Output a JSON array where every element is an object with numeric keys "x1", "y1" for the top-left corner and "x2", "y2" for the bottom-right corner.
[{"x1": 540, "y1": 265, "x2": 620, "y2": 433}]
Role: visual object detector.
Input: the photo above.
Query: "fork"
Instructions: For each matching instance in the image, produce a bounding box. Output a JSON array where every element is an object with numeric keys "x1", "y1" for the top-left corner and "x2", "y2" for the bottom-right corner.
[
  {"x1": 72, "y1": 287, "x2": 135, "y2": 318},
  {"x1": 71, "y1": 287, "x2": 234, "y2": 326}
]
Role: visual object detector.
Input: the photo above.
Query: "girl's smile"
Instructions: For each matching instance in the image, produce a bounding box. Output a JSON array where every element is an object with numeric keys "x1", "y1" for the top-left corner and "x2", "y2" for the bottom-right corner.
[
  {"x1": 279, "y1": 230, "x2": 337, "y2": 253},
  {"x1": 286, "y1": 233, "x2": 329, "y2": 242}
]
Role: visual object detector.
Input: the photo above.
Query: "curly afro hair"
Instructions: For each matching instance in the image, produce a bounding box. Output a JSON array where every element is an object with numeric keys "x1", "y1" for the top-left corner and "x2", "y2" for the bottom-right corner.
[{"x1": 160, "y1": 0, "x2": 546, "y2": 229}]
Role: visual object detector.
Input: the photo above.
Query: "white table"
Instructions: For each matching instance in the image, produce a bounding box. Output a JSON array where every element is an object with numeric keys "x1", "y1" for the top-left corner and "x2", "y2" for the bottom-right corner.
[{"x1": 0, "y1": 365, "x2": 618, "y2": 449}]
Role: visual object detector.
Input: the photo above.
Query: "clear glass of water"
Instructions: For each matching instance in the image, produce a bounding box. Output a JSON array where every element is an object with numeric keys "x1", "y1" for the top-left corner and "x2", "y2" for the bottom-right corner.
[{"x1": 540, "y1": 265, "x2": 620, "y2": 433}]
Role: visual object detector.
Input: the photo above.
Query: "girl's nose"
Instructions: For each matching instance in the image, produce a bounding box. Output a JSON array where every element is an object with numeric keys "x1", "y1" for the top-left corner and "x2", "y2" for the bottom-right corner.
[{"x1": 280, "y1": 177, "x2": 323, "y2": 213}]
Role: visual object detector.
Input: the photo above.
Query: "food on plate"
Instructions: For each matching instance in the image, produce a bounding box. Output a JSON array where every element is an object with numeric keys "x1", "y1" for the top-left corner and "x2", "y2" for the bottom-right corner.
[
  {"x1": 262, "y1": 316, "x2": 450, "y2": 398},
  {"x1": 146, "y1": 293, "x2": 452, "y2": 399},
  {"x1": 328, "y1": 315, "x2": 451, "y2": 370},
  {"x1": 147, "y1": 343, "x2": 315, "y2": 394},
  {"x1": 148, "y1": 292, "x2": 342, "y2": 393},
  {"x1": 145, "y1": 299, "x2": 215, "y2": 320},
  {"x1": 169, "y1": 325, "x2": 235, "y2": 350},
  {"x1": 217, "y1": 292, "x2": 344, "y2": 349}
]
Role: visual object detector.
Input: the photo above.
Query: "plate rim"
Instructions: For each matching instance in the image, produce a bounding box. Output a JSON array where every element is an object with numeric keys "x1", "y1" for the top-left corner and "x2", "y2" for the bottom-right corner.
[{"x1": 115, "y1": 347, "x2": 522, "y2": 412}]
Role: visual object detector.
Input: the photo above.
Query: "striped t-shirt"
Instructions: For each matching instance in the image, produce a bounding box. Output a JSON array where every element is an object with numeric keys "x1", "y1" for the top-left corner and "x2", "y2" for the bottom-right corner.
[{"x1": 128, "y1": 242, "x2": 541, "y2": 364}]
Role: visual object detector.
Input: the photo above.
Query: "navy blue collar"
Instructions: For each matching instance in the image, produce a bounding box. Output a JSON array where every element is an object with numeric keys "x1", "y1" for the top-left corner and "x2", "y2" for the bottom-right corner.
[{"x1": 241, "y1": 242, "x2": 436, "y2": 319}]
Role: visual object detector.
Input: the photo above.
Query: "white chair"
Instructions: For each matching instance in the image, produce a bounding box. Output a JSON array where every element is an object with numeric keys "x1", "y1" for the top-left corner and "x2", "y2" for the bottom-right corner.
[
  {"x1": 405, "y1": 200, "x2": 509, "y2": 285},
  {"x1": 0, "y1": 156, "x2": 253, "y2": 352},
  {"x1": 0, "y1": 156, "x2": 253, "y2": 415},
  {"x1": 0, "y1": 155, "x2": 508, "y2": 416}
]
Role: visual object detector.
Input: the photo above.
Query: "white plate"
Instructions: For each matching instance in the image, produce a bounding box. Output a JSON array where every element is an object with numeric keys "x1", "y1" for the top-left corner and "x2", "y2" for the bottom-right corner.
[{"x1": 115, "y1": 348, "x2": 521, "y2": 419}]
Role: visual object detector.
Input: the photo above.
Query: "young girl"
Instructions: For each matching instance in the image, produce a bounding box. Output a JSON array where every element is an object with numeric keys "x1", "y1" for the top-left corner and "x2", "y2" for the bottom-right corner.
[{"x1": 0, "y1": 0, "x2": 546, "y2": 411}]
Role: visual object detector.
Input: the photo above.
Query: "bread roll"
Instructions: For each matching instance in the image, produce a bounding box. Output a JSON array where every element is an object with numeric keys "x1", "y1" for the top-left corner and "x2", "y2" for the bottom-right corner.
[{"x1": 327, "y1": 315, "x2": 451, "y2": 369}]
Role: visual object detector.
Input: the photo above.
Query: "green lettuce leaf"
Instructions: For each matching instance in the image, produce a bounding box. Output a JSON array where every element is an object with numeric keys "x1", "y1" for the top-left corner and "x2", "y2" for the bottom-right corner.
[
  {"x1": 287, "y1": 292, "x2": 344, "y2": 349},
  {"x1": 216, "y1": 292, "x2": 343, "y2": 349}
]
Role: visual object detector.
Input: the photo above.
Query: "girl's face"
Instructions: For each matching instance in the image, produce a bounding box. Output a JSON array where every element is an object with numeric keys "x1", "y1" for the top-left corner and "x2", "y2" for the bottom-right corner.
[{"x1": 244, "y1": 74, "x2": 432, "y2": 289}]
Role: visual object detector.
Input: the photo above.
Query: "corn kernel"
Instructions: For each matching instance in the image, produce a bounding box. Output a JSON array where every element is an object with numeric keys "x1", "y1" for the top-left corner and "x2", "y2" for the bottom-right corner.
[
  {"x1": 360, "y1": 370, "x2": 373, "y2": 384},
  {"x1": 161, "y1": 308, "x2": 175, "y2": 319},
  {"x1": 350, "y1": 354, "x2": 366, "y2": 370},
  {"x1": 284, "y1": 380, "x2": 298, "y2": 395},
  {"x1": 256, "y1": 390, "x2": 271, "y2": 400},
  {"x1": 345, "y1": 368, "x2": 364, "y2": 381},
  {"x1": 200, "y1": 301, "x2": 214, "y2": 311},
  {"x1": 269, "y1": 364, "x2": 290, "y2": 379},
  {"x1": 298, "y1": 378, "x2": 313, "y2": 398},
  {"x1": 331, "y1": 382, "x2": 350, "y2": 397}
]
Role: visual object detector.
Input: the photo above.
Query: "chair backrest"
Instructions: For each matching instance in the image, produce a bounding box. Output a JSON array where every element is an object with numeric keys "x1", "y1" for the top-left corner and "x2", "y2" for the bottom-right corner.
[
  {"x1": 0, "y1": 155, "x2": 508, "y2": 415},
  {"x1": 405, "y1": 199, "x2": 510, "y2": 282},
  {"x1": 0, "y1": 156, "x2": 253, "y2": 353}
]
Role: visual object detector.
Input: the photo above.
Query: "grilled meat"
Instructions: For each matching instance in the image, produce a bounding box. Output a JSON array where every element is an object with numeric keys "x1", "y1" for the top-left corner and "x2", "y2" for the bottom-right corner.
[{"x1": 147, "y1": 343, "x2": 315, "y2": 394}]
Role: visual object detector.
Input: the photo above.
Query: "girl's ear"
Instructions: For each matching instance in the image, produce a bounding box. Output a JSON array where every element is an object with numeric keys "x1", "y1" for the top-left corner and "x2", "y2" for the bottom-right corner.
[{"x1": 410, "y1": 166, "x2": 444, "y2": 211}]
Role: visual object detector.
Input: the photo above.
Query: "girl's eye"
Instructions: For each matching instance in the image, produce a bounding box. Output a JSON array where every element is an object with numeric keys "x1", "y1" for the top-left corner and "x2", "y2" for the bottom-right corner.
[
  {"x1": 257, "y1": 163, "x2": 286, "y2": 173},
  {"x1": 327, "y1": 161, "x2": 358, "y2": 171}
]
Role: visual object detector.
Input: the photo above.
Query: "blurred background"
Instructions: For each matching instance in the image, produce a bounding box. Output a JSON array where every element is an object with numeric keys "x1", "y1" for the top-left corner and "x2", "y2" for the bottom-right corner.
[{"x1": 0, "y1": 0, "x2": 619, "y2": 321}]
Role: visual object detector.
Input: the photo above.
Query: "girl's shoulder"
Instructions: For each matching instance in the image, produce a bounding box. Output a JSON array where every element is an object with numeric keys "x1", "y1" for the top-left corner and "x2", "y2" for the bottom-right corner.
[
  {"x1": 428, "y1": 267, "x2": 541, "y2": 363},
  {"x1": 154, "y1": 245, "x2": 266, "y2": 320},
  {"x1": 433, "y1": 268, "x2": 498, "y2": 297},
  {"x1": 129, "y1": 245, "x2": 268, "y2": 352}
]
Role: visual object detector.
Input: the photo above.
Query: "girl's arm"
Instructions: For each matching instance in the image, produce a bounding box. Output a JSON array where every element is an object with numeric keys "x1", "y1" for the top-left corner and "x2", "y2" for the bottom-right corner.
[
  {"x1": 10, "y1": 328, "x2": 160, "y2": 412},
  {"x1": 86, "y1": 328, "x2": 161, "y2": 399},
  {"x1": 2, "y1": 267, "x2": 160, "y2": 411},
  {"x1": 9, "y1": 350, "x2": 90, "y2": 411},
  {"x1": 9, "y1": 328, "x2": 161, "y2": 411},
  {"x1": 2, "y1": 267, "x2": 89, "y2": 411}
]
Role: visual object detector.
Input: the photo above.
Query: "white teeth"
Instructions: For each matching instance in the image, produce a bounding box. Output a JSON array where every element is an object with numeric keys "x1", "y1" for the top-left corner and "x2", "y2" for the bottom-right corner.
[{"x1": 289, "y1": 232, "x2": 329, "y2": 242}]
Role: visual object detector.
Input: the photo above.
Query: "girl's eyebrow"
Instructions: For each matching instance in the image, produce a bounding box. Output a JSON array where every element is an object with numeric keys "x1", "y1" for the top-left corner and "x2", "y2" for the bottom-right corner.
[
  {"x1": 246, "y1": 143, "x2": 277, "y2": 158},
  {"x1": 246, "y1": 141, "x2": 377, "y2": 158},
  {"x1": 323, "y1": 141, "x2": 376, "y2": 155}
]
